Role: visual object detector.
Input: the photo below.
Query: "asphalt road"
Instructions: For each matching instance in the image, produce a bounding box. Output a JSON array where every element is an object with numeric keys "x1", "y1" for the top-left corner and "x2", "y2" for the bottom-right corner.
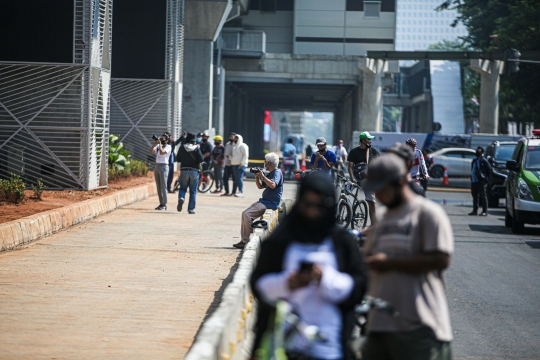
[{"x1": 427, "y1": 189, "x2": 540, "y2": 359}]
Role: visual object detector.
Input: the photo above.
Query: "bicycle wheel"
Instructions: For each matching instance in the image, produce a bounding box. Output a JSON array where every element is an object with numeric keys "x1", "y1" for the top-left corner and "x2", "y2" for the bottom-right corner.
[
  {"x1": 198, "y1": 170, "x2": 215, "y2": 193},
  {"x1": 336, "y1": 200, "x2": 352, "y2": 229},
  {"x1": 351, "y1": 200, "x2": 369, "y2": 230}
]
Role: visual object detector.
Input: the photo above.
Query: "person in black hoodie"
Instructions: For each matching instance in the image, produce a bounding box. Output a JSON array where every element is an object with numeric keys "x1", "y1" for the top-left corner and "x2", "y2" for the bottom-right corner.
[
  {"x1": 176, "y1": 133, "x2": 203, "y2": 214},
  {"x1": 250, "y1": 172, "x2": 368, "y2": 360}
]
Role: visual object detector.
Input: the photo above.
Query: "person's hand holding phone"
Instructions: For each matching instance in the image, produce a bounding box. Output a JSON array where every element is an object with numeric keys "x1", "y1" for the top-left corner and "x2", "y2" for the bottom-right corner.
[{"x1": 287, "y1": 261, "x2": 322, "y2": 290}]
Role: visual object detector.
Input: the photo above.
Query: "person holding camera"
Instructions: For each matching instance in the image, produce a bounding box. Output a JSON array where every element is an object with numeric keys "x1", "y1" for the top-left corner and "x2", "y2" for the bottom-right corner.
[
  {"x1": 310, "y1": 137, "x2": 336, "y2": 176},
  {"x1": 176, "y1": 133, "x2": 204, "y2": 214},
  {"x1": 150, "y1": 134, "x2": 172, "y2": 210},
  {"x1": 233, "y1": 152, "x2": 283, "y2": 249}
]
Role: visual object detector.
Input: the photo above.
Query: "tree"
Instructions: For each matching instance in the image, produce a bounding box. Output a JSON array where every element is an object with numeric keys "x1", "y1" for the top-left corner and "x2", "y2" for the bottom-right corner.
[{"x1": 438, "y1": 0, "x2": 540, "y2": 131}]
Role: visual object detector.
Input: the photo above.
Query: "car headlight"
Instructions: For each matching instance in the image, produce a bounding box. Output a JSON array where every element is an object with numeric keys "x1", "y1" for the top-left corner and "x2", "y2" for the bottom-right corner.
[{"x1": 517, "y1": 179, "x2": 534, "y2": 201}]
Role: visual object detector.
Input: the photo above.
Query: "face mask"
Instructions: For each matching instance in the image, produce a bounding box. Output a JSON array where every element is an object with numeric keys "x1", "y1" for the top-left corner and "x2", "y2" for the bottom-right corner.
[
  {"x1": 196, "y1": 137, "x2": 201, "y2": 142},
  {"x1": 214, "y1": 142, "x2": 221, "y2": 146},
  {"x1": 202, "y1": 138, "x2": 207, "y2": 143},
  {"x1": 476, "y1": 151, "x2": 482, "y2": 157},
  {"x1": 366, "y1": 143, "x2": 372, "y2": 148}
]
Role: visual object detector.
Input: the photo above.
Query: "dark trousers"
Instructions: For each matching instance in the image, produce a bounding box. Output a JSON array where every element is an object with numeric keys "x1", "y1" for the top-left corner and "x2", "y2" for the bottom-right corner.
[
  {"x1": 223, "y1": 165, "x2": 237, "y2": 194},
  {"x1": 471, "y1": 182, "x2": 488, "y2": 213},
  {"x1": 166, "y1": 162, "x2": 175, "y2": 191}
]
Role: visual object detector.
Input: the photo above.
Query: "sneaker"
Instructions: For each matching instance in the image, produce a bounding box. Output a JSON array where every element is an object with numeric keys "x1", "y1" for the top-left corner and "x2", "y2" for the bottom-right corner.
[
  {"x1": 177, "y1": 198, "x2": 184, "y2": 212},
  {"x1": 479, "y1": 212, "x2": 488, "y2": 216},
  {"x1": 468, "y1": 211, "x2": 477, "y2": 216},
  {"x1": 168, "y1": 190, "x2": 175, "y2": 194},
  {"x1": 234, "y1": 192, "x2": 244, "y2": 198},
  {"x1": 233, "y1": 241, "x2": 246, "y2": 249},
  {"x1": 220, "y1": 193, "x2": 230, "y2": 197},
  {"x1": 188, "y1": 210, "x2": 195, "y2": 214},
  {"x1": 155, "y1": 205, "x2": 163, "y2": 210}
]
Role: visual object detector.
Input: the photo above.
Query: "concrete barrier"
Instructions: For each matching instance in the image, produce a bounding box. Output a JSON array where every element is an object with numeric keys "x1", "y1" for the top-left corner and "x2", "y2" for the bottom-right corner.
[
  {"x1": 185, "y1": 207, "x2": 280, "y2": 360},
  {"x1": 0, "y1": 183, "x2": 157, "y2": 252}
]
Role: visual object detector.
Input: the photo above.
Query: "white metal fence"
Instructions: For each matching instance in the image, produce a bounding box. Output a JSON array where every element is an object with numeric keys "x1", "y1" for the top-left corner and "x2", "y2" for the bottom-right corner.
[
  {"x1": 0, "y1": 0, "x2": 112, "y2": 190},
  {"x1": 109, "y1": 0, "x2": 185, "y2": 168}
]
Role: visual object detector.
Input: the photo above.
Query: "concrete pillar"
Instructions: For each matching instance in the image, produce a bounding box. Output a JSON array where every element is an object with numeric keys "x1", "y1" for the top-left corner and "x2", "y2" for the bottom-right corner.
[
  {"x1": 470, "y1": 59, "x2": 503, "y2": 134},
  {"x1": 182, "y1": 40, "x2": 214, "y2": 132},
  {"x1": 359, "y1": 58, "x2": 385, "y2": 132},
  {"x1": 182, "y1": 0, "x2": 232, "y2": 133}
]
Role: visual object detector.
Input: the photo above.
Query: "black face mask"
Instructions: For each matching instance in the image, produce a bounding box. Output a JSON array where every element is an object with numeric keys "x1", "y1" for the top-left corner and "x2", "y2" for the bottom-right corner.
[
  {"x1": 476, "y1": 151, "x2": 482, "y2": 157},
  {"x1": 366, "y1": 142, "x2": 372, "y2": 148},
  {"x1": 214, "y1": 142, "x2": 221, "y2": 146},
  {"x1": 386, "y1": 184, "x2": 404, "y2": 209},
  {"x1": 202, "y1": 138, "x2": 207, "y2": 143}
]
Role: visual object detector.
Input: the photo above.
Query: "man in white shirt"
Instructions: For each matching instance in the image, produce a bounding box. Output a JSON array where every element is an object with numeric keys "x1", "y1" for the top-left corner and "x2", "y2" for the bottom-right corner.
[{"x1": 150, "y1": 134, "x2": 172, "y2": 210}]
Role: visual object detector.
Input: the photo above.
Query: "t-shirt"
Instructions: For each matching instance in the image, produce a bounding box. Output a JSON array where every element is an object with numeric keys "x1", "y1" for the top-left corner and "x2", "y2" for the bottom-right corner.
[
  {"x1": 348, "y1": 147, "x2": 380, "y2": 180},
  {"x1": 154, "y1": 144, "x2": 171, "y2": 164},
  {"x1": 364, "y1": 196, "x2": 454, "y2": 342},
  {"x1": 348, "y1": 146, "x2": 379, "y2": 165},
  {"x1": 211, "y1": 145, "x2": 225, "y2": 164},
  {"x1": 259, "y1": 169, "x2": 284, "y2": 210},
  {"x1": 332, "y1": 146, "x2": 348, "y2": 161},
  {"x1": 310, "y1": 150, "x2": 337, "y2": 176},
  {"x1": 199, "y1": 142, "x2": 213, "y2": 162}
]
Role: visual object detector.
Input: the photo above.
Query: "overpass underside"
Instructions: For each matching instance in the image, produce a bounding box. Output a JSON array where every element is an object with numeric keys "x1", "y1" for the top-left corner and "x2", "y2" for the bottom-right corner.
[{"x1": 222, "y1": 55, "x2": 363, "y2": 157}]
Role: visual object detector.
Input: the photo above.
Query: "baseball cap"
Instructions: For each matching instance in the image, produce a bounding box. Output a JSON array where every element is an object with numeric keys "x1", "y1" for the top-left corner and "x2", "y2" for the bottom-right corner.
[
  {"x1": 361, "y1": 155, "x2": 407, "y2": 193},
  {"x1": 359, "y1": 131, "x2": 375, "y2": 140},
  {"x1": 316, "y1": 137, "x2": 327, "y2": 145}
]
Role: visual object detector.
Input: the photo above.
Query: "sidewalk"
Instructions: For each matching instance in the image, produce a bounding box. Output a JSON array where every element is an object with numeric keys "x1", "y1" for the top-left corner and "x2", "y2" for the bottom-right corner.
[{"x1": 0, "y1": 181, "x2": 297, "y2": 359}]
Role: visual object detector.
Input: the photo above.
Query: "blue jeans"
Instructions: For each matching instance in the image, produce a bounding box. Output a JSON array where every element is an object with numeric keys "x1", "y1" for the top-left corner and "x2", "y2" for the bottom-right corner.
[
  {"x1": 233, "y1": 165, "x2": 246, "y2": 193},
  {"x1": 179, "y1": 169, "x2": 199, "y2": 211}
]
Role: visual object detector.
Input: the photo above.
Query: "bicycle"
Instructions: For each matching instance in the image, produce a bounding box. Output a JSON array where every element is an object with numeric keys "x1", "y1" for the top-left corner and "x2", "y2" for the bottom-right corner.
[
  {"x1": 337, "y1": 174, "x2": 369, "y2": 230},
  {"x1": 172, "y1": 169, "x2": 215, "y2": 193},
  {"x1": 334, "y1": 174, "x2": 353, "y2": 229},
  {"x1": 296, "y1": 169, "x2": 352, "y2": 229}
]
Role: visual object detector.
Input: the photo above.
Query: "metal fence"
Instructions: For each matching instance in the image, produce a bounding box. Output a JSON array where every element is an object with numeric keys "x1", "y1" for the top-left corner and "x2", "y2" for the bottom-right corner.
[
  {"x1": 0, "y1": 0, "x2": 112, "y2": 190},
  {"x1": 110, "y1": 0, "x2": 185, "y2": 169}
]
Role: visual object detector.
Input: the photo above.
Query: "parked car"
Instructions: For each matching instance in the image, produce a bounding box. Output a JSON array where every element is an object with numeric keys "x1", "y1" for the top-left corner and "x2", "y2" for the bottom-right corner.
[
  {"x1": 485, "y1": 141, "x2": 517, "y2": 207},
  {"x1": 505, "y1": 130, "x2": 540, "y2": 234},
  {"x1": 429, "y1": 148, "x2": 477, "y2": 178}
]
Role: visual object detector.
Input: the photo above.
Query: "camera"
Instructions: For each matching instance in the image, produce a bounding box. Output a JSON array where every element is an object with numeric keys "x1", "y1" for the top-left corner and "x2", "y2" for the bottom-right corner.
[
  {"x1": 152, "y1": 134, "x2": 159, "y2": 140},
  {"x1": 250, "y1": 167, "x2": 262, "y2": 174}
]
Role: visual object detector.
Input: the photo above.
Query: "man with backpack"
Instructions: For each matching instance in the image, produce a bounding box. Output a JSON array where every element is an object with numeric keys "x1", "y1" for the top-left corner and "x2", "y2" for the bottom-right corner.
[
  {"x1": 176, "y1": 133, "x2": 203, "y2": 214},
  {"x1": 348, "y1": 131, "x2": 380, "y2": 225}
]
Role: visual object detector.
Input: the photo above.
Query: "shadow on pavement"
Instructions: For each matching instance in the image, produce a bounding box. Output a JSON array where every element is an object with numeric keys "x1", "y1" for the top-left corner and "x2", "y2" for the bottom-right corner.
[{"x1": 190, "y1": 250, "x2": 244, "y2": 343}]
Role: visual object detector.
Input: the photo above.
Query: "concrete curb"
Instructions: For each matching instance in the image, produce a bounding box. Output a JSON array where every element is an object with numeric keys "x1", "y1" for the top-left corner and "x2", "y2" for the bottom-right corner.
[
  {"x1": 185, "y1": 208, "x2": 280, "y2": 360},
  {"x1": 428, "y1": 188, "x2": 470, "y2": 193},
  {"x1": 0, "y1": 182, "x2": 157, "y2": 252}
]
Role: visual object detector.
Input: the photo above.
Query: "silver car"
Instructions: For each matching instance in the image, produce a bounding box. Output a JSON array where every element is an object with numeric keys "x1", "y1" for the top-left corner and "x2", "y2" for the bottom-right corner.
[{"x1": 429, "y1": 148, "x2": 477, "y2": 178}]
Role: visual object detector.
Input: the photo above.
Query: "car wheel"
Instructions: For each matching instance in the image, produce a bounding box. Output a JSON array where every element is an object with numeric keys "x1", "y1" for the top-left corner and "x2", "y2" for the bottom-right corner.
[
  {"x1": 511, "y1": 209, "x2": 525, "y2": 234},
  {"x1": 487, "y1": 190, "x2": 499, "y2": 208},
  {"x1": 430, "y1": 165, "x2": 444, "y2": 178},
  {"x1": 505, "y1": 207, "x2": 512, "y2": 228}
]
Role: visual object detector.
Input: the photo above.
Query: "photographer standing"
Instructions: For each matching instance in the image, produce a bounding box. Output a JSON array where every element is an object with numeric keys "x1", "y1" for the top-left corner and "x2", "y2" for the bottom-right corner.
[
  {"x1": 233, "y1": 152, "x2": 283, "y2": 249},
  {"x1": 150, "y1": 134, "x2": 172, "y2": 210}
]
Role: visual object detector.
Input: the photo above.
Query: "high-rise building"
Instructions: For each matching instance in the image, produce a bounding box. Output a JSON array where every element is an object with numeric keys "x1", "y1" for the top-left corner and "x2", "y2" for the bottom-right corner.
[{"x1": 395, "y1": 0, "x2": 467, "y2": 50}]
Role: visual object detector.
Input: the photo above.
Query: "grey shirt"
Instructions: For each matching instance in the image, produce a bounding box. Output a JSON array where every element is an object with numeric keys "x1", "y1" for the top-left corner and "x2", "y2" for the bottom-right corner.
[{"x1": 364, "y1": 196, "x2": 454, "y2": 342}]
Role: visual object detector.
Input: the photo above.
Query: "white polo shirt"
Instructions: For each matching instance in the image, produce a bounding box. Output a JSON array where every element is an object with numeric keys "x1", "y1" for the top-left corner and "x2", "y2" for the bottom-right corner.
[{"x1": 154, "y1": 144, "x2": 171, "y2": 164}]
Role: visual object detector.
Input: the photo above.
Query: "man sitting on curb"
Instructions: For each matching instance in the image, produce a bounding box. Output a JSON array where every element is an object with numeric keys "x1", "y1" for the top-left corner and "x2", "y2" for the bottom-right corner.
[{"x1": 233, "y1": 152, "x2": 283, "y2": 249}]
